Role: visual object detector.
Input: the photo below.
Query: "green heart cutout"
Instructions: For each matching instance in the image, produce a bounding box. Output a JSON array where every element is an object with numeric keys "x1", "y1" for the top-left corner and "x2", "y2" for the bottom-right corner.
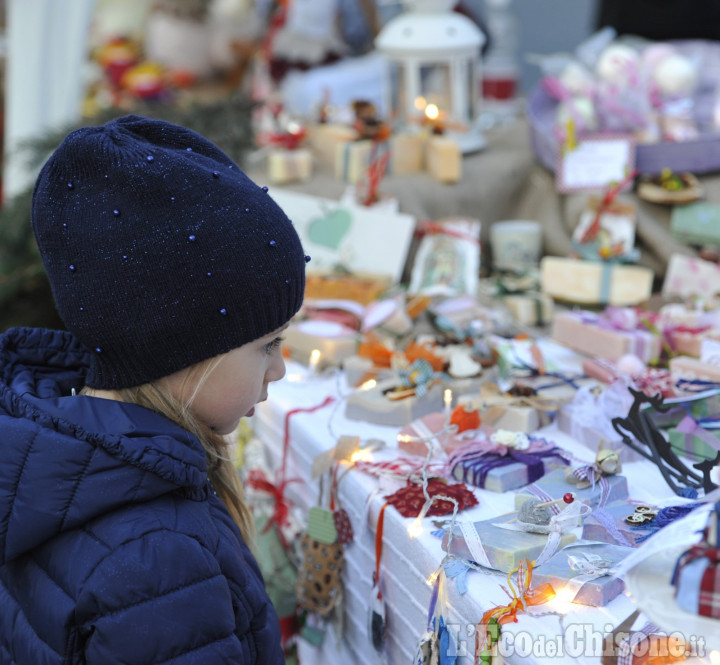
[{"x1": 307, "y1": 207, "x2": 352, "y2": 250}]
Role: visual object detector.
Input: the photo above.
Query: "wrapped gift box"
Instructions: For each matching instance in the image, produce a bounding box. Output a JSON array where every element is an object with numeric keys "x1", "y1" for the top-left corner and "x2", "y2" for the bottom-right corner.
[
  {"x1": 307, "y1": 123, "x2": 358, "y2": 167},
  {"x1": 669, "y1": 328, "x2": 720, "y2": 357},
  {"x1": 502, "y1": 292, "x2": 554, "y2": 327},
  {"x1": 335, "y1": 139, "x2": 386, "y2": 184},
  {"x1": 284, "y1": 319, "x2": 358, "y2": 367},
  {"x1": 555, "y1": 382, "x2": 644, "y2": 462},
  {"x1": 552, "y1": 311, "x2": 661, "y2": 363},
  {"x1": 581, "y1": 501, "x2": 656, "y2": 547},
  {"x1": 442, "y1": 513, "x2": 577, "y2": 573},
  {"x1": 515, "y1": 468, "x2": 629, "y2": 511},
  {"x1": 304, "y1": 273, "x2": 391, "y2": 305},
  {"x1": 670, "y1": 201, "x2": 720, "y2": 246},
  {"x1": 390, "y1": 132, "x2": 425, "y2": 175},
  {"x1": 398, "y1": 412, "x2": 485, "y2": 458},
  {"x1": 345, "y1": 376, "x2": 483, "y2": 427},
  {"x1": 662, "y1": 253, "x2": 720, "y2": 299},
  {"x1": 458, "y1": 382, "x2": 560, "y2": 433},
  {"x1": 541, "y1": 256, "x2": 654, "y2": 306},
  {"x1": 426, "y1": 135, "x2": 462, "y2": 184},
  {"x1": 531, "y1": 542, "x2": 632, "y2": 607},
  {"x1": 556, "y1": 406, "x2": 631, "y2": 461},
  {"x1": 458, "y1": 392, "x2": 543, "y2": 433},
  {"x1": 670, "y1": 355, "x2": 720, "y2": 383},
  {"x1": 450, "y1": 437, "x2": 569, "y2": 493},
  {"x1": 343, "y1": 355, "x2": 394, "y2": 387},
  {"x1": 668, "y1": 418, "x2": 720, "y2": 461},
  {"x1": 267, "y1": 148, "x2": 313, "y2": 185}
]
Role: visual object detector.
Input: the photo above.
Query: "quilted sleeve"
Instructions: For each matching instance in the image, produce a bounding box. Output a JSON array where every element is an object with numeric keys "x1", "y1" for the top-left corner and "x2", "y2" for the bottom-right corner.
[{"x1": 75, "y1": 528, "x2": 256, "y2": 665}]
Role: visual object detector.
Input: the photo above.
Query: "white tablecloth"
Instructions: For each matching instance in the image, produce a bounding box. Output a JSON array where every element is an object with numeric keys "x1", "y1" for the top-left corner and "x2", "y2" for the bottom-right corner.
[{"x1": 253, "y1": 363, "x2": 710, "y2": 665}]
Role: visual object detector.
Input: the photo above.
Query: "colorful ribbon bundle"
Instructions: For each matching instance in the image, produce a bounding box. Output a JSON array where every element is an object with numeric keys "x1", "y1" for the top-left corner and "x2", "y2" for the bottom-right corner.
[{"x1": 480, "y1": 559, "x2": 556, "y2": 627}]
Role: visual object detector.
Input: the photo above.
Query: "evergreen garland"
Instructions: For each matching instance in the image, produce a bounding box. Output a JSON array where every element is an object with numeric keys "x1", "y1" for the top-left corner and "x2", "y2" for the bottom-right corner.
[{"x1": 0, "y1": 93, "x2": 257, "y2": 332}]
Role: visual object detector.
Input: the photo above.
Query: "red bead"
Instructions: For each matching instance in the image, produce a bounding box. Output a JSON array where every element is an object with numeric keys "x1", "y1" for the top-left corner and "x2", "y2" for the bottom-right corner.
[{"x1": 563, "y1": 492, "x2": 574, "y2": 504}]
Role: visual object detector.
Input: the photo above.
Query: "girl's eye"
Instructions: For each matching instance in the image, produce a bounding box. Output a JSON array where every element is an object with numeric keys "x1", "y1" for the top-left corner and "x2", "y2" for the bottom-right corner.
[{"x1": 264, "y1": 336, "x2": 284, "y2": 355}]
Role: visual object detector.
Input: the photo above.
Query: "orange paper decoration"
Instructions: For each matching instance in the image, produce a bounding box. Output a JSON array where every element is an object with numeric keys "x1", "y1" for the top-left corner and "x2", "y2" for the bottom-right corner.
[
  {"x1": 405, "y1": 341, "x2": 445, "y2": 373},
  {"x1": 449, "y1": 405, "x2": 481, "y2": 432},
  {"x1": 357, "y1": 333, "x2": 394, "y2": 368}
]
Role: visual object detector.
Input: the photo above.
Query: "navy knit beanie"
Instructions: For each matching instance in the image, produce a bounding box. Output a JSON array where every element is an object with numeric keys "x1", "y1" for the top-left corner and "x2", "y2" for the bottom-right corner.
[{"x1": 31, "y1": 114, "x2": 307, "y2": 389}]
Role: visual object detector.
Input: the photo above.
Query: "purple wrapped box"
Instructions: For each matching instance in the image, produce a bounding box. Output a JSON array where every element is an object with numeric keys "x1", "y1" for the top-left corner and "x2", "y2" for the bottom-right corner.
[
  {"x1": 515, "y1": 468, "x2": 629, "y2": 512},
  {"x1": 531, "y1": 542, "x2": 632, "y2": 606},
  {"x1": 450, "y1": 438, "x2": 569, "y2": 493},
  {"x1": 581, "y1": 501, "x2": 656, "y2": 547}
]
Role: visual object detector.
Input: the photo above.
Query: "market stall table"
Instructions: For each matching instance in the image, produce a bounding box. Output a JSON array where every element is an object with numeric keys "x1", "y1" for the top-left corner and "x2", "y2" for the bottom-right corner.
[
  {"x1": 245, "y1": 114, "x2": 708, "y2": 281},
  {"x1": 252, "y1": 360, "x2": 710, "y2": 665}
]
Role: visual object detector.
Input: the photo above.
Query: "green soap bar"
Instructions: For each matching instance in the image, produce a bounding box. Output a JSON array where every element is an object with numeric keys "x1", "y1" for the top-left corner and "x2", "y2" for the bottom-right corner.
[{"x1": 671, "y1": 202, "x2": 720, "y2": 245}]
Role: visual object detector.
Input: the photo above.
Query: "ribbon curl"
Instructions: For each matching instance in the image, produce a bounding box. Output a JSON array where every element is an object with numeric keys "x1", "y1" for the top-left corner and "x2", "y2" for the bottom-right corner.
[{"x1": 480, "y1": 559, "x2": 556, "y2": 627}]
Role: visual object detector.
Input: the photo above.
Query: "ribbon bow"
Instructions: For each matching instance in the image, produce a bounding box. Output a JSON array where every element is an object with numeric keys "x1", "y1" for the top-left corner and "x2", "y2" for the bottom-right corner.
[
  {"x1": 397, "y1": 358, "x2": 448, "y2": 397},
  {"x1": 246, "y1": 469, "x2": 300, "y2": 547},
  {"x1": 567, "y1": 551, "x2": 615, "y2": 578},
  {"x1": 481, "y1": 559, "x2": 556, "y2": 627}
]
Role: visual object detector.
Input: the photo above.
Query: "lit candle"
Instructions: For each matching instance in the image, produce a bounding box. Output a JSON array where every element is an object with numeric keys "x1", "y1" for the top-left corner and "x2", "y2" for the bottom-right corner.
[
  {"x1": 443, "y1": 388, "x2": 453, "y2": 425},
  {"x1": 308, "y1": 349, "x2": 321, "y2": 374},
  {"x1": 424, "y1": 103, "x2": 445, "y2": 134}
]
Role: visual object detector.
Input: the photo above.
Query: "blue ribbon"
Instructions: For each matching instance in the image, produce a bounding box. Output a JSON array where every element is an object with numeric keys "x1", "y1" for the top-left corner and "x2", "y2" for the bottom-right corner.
[{"x1": 599, "y1": 262, "x2": 613, "y2": 304}]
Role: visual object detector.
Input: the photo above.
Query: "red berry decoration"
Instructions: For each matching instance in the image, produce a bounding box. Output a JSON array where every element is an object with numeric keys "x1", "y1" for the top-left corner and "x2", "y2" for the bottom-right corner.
[{"x1": 563, "y1": 492, "x2": 575, "y2": 504}]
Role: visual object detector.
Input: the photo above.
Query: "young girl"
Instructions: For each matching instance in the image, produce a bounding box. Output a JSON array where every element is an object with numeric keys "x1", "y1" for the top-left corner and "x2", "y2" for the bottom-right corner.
[{"x1": 0, "y1": 115, "x2": 308, "y2": 664}]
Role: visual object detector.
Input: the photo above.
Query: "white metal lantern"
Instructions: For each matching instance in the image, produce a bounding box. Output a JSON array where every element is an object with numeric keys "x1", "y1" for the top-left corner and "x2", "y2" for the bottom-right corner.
[{"x1": 375, "y1": 0, "x2": 486, "y2": 151}]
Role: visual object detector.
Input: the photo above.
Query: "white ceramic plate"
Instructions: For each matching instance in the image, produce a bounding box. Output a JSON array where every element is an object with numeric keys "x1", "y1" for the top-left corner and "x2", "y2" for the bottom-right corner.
[{"x1": 624, "y1": 543, "x2": 720, "y2": 651}]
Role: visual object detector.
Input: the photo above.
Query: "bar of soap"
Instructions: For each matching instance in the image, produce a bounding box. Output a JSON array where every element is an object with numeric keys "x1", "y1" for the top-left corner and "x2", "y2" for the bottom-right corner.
[{"x1": 443, "y1": 513, "x2": 577, "y2": 573}]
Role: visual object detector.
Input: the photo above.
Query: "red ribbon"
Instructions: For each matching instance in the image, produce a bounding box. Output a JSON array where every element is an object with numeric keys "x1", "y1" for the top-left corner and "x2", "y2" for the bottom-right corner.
[
  {"x1": 246, "y1": 469, "x2": 300, "y2": 546},
  {"x1": 416, "y1": 220, "x2": 482, "y2": 246},
  {"x1": 250, "y1": 396, "x2": 336, "y2": 547}
]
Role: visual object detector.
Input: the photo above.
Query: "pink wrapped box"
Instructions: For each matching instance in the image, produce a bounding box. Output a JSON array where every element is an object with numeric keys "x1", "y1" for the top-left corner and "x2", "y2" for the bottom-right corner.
[
  {"x1": 668, "y1": 328, "x2": 720, "y2": 358},
  {"x1": 662, "y1": 254, "x2": 720, "y2": 299},
  {"x1": 670, "y1": 355, "x2": 720, "y2": 383},
  {"x1": 552, "y1": 311, "x2": 662, "y2": 362},
  {"x1": 397, "y1": 412, "x2": 481, "y2": 457}
]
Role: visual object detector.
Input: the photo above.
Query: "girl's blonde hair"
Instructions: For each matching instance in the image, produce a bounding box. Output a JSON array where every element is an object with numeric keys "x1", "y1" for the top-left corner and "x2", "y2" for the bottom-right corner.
[{"x1": 82, "y1": 360, "x2": 255, "y2": 545}]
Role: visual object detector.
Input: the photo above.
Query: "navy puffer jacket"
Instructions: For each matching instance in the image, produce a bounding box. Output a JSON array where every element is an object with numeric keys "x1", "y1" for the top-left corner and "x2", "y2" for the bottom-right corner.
[{"x1": 0, "y1": 328, "x2": 284, "y2": 665}]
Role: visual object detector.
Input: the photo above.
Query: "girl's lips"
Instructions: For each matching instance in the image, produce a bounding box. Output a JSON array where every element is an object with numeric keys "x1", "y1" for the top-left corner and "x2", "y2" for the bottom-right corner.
[{"x1": 246, "y1": 406, "x2": 255, "y2": 417}]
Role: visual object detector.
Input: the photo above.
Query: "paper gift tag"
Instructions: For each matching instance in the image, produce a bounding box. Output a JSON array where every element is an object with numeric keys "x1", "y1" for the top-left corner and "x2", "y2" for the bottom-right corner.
[
  {"x1": 333, "y1": 508, "x2": 354, "y2": 545},
  {"x1": 307, "y1": 506, "x2": 338, "y2": 544}
]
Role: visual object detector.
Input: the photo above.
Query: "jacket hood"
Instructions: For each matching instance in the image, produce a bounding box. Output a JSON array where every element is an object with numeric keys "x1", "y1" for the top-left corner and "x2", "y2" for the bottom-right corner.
[{"x1": 0, "y1": 327, "x2": 209, "y2": 564}]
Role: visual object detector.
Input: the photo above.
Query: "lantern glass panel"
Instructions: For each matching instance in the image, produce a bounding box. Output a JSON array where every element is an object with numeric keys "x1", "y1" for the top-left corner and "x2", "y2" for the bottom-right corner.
[{"x1": 420, "y1": 63, "x2": 451, "y2": 117}]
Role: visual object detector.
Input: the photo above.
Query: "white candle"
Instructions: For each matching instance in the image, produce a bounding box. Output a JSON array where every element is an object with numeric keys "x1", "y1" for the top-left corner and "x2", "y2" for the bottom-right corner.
[
  {"x1": 308, "y1": 349, "x2": 321, "y2": 373},
  {"x1": 443, "y1": 388, "x2": 453, "y2": 424}
]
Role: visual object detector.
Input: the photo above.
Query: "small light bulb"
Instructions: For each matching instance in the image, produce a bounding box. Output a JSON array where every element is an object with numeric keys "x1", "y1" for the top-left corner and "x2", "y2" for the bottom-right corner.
[{"x1": 407, "y1": 518, "x2": 423, "y2": 539}]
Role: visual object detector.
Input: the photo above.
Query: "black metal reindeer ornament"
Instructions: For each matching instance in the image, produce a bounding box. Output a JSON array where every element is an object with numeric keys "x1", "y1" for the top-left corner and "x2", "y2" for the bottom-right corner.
[{"x1": 612, "y1": 388, "x2": 720, "y2": 496}]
